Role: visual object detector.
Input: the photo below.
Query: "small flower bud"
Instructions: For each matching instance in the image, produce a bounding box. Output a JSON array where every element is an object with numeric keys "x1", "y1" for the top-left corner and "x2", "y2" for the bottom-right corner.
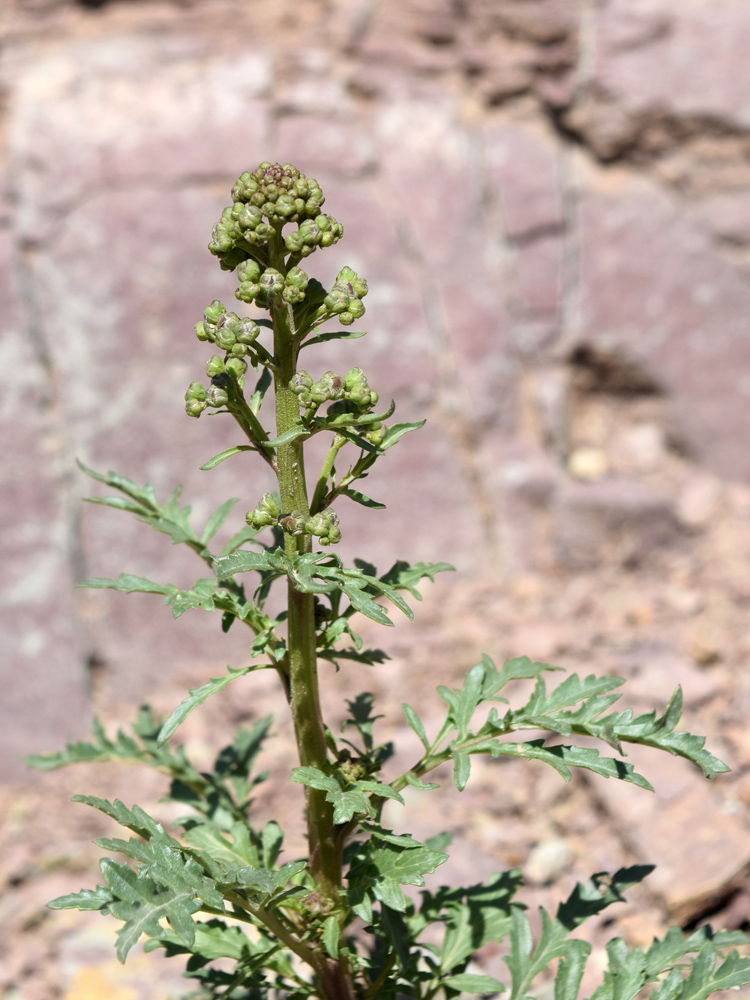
[
  {"x1": 282, "y1": 265, "x2": 309, "y2": 304},
  {"x1": 185, "y1": 398, "x2": 207, "y2": 418},
  {"x1": 365, "y1": 425, "x2": 386, "y2": 447},
  {"x1": 284, "y1": 213, "x2": 343, "y2": 258},
  {"x1": 214, "y1": 312, "x2": 241, "y2": 351},
  {"x1": 290, "y1": 370, "x2": 314, "y2": 393},
  {"x1": 205, "y1": 385, "x2": 229, "y2": 408},
  {"x1": 310, "y1": 370, "x2": 344, "y2": 405},
  {"x1": 305, "y1": 510, "x2": 341, "y2": 546},
  {"x1": 206, "y1": 355, "x2": 225, "y2": 378},
  {"x1": 236, "y1": 259, "x2": 262, "y2": 304},
  {"x1": 185, "y1": 381, "x2": 207, "y2": 401},
  {"x1": 225, "y1": 356, "x2": 247, "y2": 380},
  {"x1": 324, "y1": 266, "x2": 368, "y2": 325},
  {"x1": 236, "y1": 317, "x2": 260, "y2": 345},
  {"x1": 204, "y1": 300, "x2": 227, "y2": 325},
  {"x1": 279, "y1": 511, "x2": 307, "y2": 536},
  {"x1": 246, "y1": 493, "x2": 280, "y2": 528},
  {"x1": 259, "y1": 268, "x2": 285, "y2": 299},
  {"x1": 195, "y1": 321, "x2": 210, "y2": 342},
  {"x1": 231, "y1": 202, "x2": 264, "y2": 233}
]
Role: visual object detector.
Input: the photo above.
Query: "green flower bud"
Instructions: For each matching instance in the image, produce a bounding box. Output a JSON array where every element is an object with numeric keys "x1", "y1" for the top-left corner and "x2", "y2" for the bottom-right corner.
[
  {"x1": 231, "y1": 202, "x2": 264, "y2": 233},
  {"x1": 214, "y1": 327, "x2": 236, "y2": 352},
  {"x1": 185, "y1": 381, "x2": 207, "y2": 401},
  {"x1": 310, "y1": 371, "x2": 344, "y2": 405},
  {"x1": 185, "y1": 398, "x2": 207, "y2": 418},
  {"x1": 230, "y1": 342, "x2": 248, "y2": 358},
  {"x1": 205, "y1": 385, "x2": 229, "y2": 407},
  {"x1": 214, "y1": 311, "x2": 247, "y2": 351},
  {"x1": 342, "y1": 367, "x2": 378, "y2": 411},
  {"x1": 365, "y1": 425, "x2": 386, "y2": 447},
  {"x1": 246, "y1": 493, "x2": 280, "y2": 528},
  {"x1": 284, "y1": 213, "x2": 343, "y2": 257},
  {"x1": 324, "y1": 266, "x2": 368, "y2": 325},
  {"x1": 340, "y1": 265, "x2": 368, "y2": 299},
  {"x1": 208, "y1": 215, "x2": 234, "y2": 255},
  {"x1": 259, "y1": 268, "x2": 285, "y2": 299},
  {"x1": 344, "y1": 367, "x2": 365, "y2": 391},
  {"x1": 279, "y1": 511, "x2": 307, "y2": 536},
  {"x1": 236, "y1": 317, "x2": 260, "y2": 345},
  {"x1": 236, "y1": 259, "x2": 262, "y2": 304},
  {"x1": 305, "y1": 510, "x2": 341, "y2": 546},
  {"x1": 205, "y1": 355, "x2": 225, "y2": 377},
  {"x1": 231, "y1": 172, "x2": 260, "y2": 203},
  {"x1": 290, "y1": 370, "x2": 313, "y2": 392},
  {"x1": 204, "y1": 300, "x2": 227, "y2": 325},
  {"x1": 282, "y1": 265, "x2": 309, "y2": 305},
  {"x1": 195, "y1": 321, "x2": 209, "y2": 342},
  {"x1": 225, "y1": 356, "x2": 247, "y2": 380}
]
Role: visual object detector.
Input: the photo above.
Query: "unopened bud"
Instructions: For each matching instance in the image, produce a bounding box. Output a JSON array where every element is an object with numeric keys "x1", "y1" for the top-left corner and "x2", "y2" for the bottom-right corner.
[
  {"x1": 185, "y1": 398, "x2": 207, "y2": 418},
  {"x1": 205, "y1": 385, "x2": 229, "y2": 408},
  {"x1": 306, "y1": 510, "x2": 341, "y2": 546},
  {"x1": 279, "y1": 511, "x2": 307, "y2": 536},
  {"x1": 282, "y1": 265, "x2": 309, "y2": 304},
  {"x1": 324, "y1": 266, "x2": 368, "y2": 326},
  {"x1": 214, "y1": 312, "x2": 239, "y2": 351},
  {"x1": 185, "y1": 381, "x2": 207, "y2": 401},
  {"x1": 204, "y1": 300, "x2": 226, "y2": 325},
  {"x1": 310, "y1": 370, "x2": 344, "y2": 405},
  {"x1": 246, "y1": 493, "x2": 280, "y2": 528},
  {"x1": 225, "y1": 356, "x2": 247, "y2": 380},
  {"x1": 260, "y1": 268, "x2": 285, "y2": 299},
  {"x1": 284, "y1": 213, "x2": 343, "y2": 258},
  {"x1": 206, "y1": 356, "x2": 225, "y2": 378},
  {"x1": 236, "y1": 317, "x2": 260, "y2": 345},
  {"x1": 365, "y1": 425, "x2": 386, "y2": 447}
]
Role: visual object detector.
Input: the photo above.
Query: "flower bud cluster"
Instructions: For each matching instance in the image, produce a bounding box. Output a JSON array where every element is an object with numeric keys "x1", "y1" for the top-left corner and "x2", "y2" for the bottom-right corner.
[
  {"x1": 245, "y1": 497, "x2": 341, "y2": 545},
  {"x1": 362, "y1": 424, "x2": 386, "y2": 447},
  {"x1": 184, "y1": 375, "x2": 234, "y2": 418},
  {"x1": 324, "y1": 266, "x2": 367, "y2": 326},
  {"x1": 208, "y1": 162, "x2": 342, "y2": 270},
  {"x1": 235, "y1": 261, "x2": 310, "y2": 307},
  {"x1": 284, "y1": 214, "x2": 343, "y2": 258},
  {"x1": 205, "y1": 355, "x2": 247, "y2": 381},
  {"x1": 245, "y1": 493, "x2": 281, "y2": 529},
  {"x1": 290, "y1": 368, "x2": 378, "y2": 413},
  {"x1": 343, "y1": 368, "x2": 378, "y2": 411},
  {"x1": 195, "y1": 300, "x2": 259, "y2": 357}
]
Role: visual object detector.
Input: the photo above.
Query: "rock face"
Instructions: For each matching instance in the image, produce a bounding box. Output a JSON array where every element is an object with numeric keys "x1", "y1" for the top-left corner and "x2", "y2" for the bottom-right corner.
[
  {"x1": 0, "y1": 0, "x2": 748, "y2": 754},
  {"x1": 3, "y1": 8, "x2": 750, "y2": 984}
]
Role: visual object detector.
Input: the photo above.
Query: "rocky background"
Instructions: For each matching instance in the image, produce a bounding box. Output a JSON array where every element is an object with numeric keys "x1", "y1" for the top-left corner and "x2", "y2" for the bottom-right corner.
[{"x1": 3, "y1": 0, "x2": 750, "y2": 997}]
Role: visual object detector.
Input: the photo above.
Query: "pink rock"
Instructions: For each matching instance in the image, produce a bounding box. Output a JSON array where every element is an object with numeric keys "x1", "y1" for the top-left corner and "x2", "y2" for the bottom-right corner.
[
  {"x1": 596, "y1": 0, "x2": 750, "y2": 127},
  {"x1": 483, "y1": 122, "x2": 563, "y2": 239},
  {"x1": 577, "y1": 175, "x2": 750, "y2": 480}
]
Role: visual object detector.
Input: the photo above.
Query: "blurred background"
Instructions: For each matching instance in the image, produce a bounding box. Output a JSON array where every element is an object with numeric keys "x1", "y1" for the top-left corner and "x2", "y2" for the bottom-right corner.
[{"x1": 3, "y1": 0, "x2": 750, "y2": 996}]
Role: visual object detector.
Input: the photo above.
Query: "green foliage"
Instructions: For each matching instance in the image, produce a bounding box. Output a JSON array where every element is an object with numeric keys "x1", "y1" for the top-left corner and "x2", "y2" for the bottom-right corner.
[{"x1": 31, "y1": 162, "x2": 749, "y2": 1000}]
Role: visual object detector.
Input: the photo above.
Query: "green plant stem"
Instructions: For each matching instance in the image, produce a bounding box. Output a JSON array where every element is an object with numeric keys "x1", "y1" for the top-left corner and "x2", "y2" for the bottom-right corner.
[
  {"x1": 226, "y1": 388, "x2": 277, "y2": 472},
  {"x1": 225, "y1": 891, "x2": 318, "y2": 967},
  {"x1": 311, "y1": 434, "x2": 347, "y2": 514},
  {"x1": 268, "y1": 233, "x2": 342, "y2": 911}
]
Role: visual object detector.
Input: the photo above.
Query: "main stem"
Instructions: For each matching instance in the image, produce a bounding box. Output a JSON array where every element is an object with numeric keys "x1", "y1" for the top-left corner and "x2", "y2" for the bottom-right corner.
[{"x1": 267, "y1": 240, "x2": 352, "y2": 999}]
